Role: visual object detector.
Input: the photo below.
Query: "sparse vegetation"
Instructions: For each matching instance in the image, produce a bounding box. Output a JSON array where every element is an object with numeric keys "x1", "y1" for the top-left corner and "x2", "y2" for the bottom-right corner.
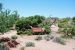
[
  {"x1": 53, "y1": 37, "x2": 66, "y2": 45},
  {"x1": 26, "y1": 42, "x2": 35, "y2": 47}
]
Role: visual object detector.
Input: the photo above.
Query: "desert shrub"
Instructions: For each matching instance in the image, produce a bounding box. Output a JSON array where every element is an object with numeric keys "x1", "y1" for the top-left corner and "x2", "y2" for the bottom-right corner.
[
  {"x1": 16, "y1": 17, "x2": 31, "y2": 31},
  {"x1": 62, "y1": 27, "x2": 72, "y2": 37},
  {"x1": 26, "y1": 42, "x2": 35, "y2": 47},
  {"x1": 44, "y1": 35, "x2": 54, "y2": 41},
  {"x1": 46, "y1": 29, "x2": 51, "y2": 34},
  {"x1": 58, "y1": 28, "x2": 63, "y2": 33},
  {"x1": 58, "y1": 22, "x2": 65, "y2": 28},
  {"x1": 72, "y1": 16, "x2": 75, "y2": 25},
  {"x1": 38, "y1": 23, "x2": 51, "y2": 34},
  {"x1": 61, "y1": 25, "x2": 75, "y2": 38},
  {"x1": 53, "y1": 37, "x2": 66, "y2": 45},
  {"x1": 24, "y1": 29, "x2": 32, "y2": 35},
  {"x1": 58, "y1": 17, "x2": 71, "y2": 28},
  {"x1": 11, "y1": 35, "x2": 17, "y2": 40},
  {"x1": 0, "y1": 42, "x2": 9, "y2": 50},
  {"x1": 17, "y1": 29, "x2": 32, "y2": 35},
  {"x1": 61, "y1": 35, "x2": 72, "y2": 39},
  {"x1": 16, "y1": 15, "x2": 45, "y2": 35},
  {"x1": 71, "y1": 26, "x2": 75, "y2": 36},
  {"x1": 35, "y1": 35, "x2": 42, "y2": 41},
  {"x1": 0, "y1": 10, "x2": 19, "y2": 34},
  {"x1": 45, "y1": 26, "x2": 51, "y2": 34},
  {"x1": 20, "y1": 47, "x2": 24, "y2": 50},
  {"x1": 16, "y1": 15, "x2": 45, "y2": 31},
  {"x1": 17, "y1": 31, "x2": 23, "y2": 35}
]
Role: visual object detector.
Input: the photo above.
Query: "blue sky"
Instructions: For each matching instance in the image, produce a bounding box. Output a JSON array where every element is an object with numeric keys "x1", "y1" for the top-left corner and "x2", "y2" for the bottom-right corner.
[{"x1": 0, "y1": 0, "x2": 75, "y2": 18}]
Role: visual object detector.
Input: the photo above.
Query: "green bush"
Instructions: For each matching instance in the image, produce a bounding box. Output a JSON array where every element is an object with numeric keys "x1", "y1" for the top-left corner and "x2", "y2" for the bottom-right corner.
[
  {"x1": 72, "y1": 17, "x2": 75, "y2": 25},
  {"x1": 16, "y1": 15, "x2": 45, "y2": 35},
  {"x1": 24, "y1": 29, "x2": 32, "y2": 35},
  {"x1": 62, "y1": 25, "x2": 75, "y2": 38},
  {"x1": 43, "y1": 25, "x2": 51, "y2": 34},
  {"x1": 58, "y1": 17, "x2": 70, "y2": 28},
  {"x1": 17, "y1": 29, "x2": 32, "y2": 35},
  {"x1": 71, "y1": 26, "x2": 75, "y2": 36},
  {"x1": 16, "y1": 15, "x2": 45, "y2": 31},
  {"x1": 0, "y1": 10, "x2": 19, "y2": 34},
  {"x1": 26, "y1": 42, "x2": 35, "y2": 47},
  {"x1": 58, "y1": 23, "x2": 65, "y2": 28},
  {"x1": 11, "y1": 35, "x2": 17, "y2": 40},
  {"x1": 16, "y1": 18, "x2": 31, "y2": 31},
  {"x1": 38, "y1": 23, "x2": 51, "y2": 34},
  {"x1": 17, "y1": 31, "x2": 24, "y2": 35},
  {"x1": 53, "y1": 37, "x2": 66, "y2": 45}
]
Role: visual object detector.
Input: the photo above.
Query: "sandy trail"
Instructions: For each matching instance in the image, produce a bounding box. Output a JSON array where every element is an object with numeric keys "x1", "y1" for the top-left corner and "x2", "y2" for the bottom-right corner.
[{"x1": 0, "y1": 30, "x2": 17, "y2": 38}]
